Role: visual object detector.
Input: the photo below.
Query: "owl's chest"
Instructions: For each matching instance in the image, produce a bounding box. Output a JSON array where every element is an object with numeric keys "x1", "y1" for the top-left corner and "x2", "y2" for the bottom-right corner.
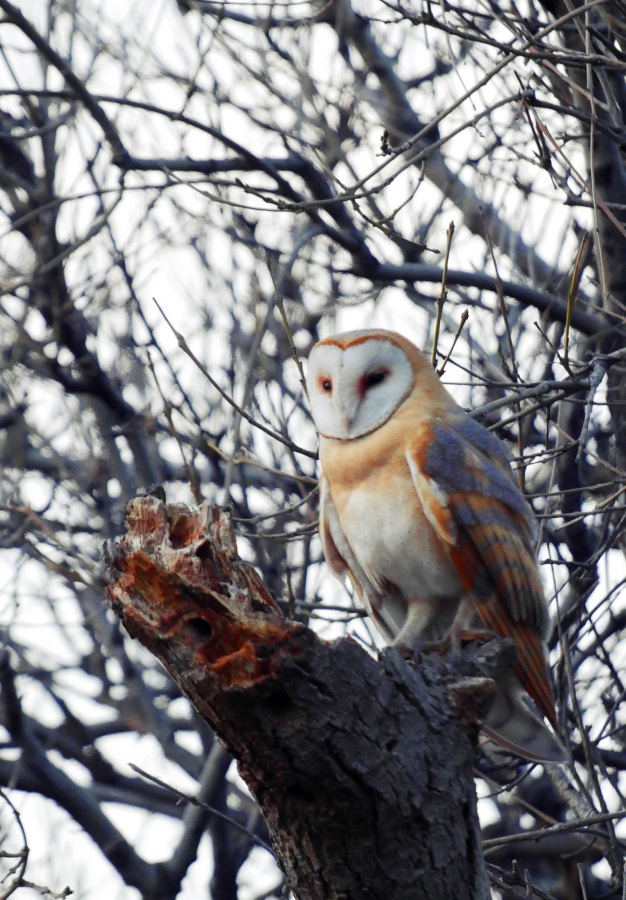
[{"x1": 322, "y1": 442, "x2": 460, "y2": 602}]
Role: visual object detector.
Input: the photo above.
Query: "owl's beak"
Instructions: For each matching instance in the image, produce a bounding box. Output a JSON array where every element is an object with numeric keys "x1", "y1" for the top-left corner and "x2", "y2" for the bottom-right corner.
[{"x1": 336, "y1": 387, "x2": 357, "y2": 436}]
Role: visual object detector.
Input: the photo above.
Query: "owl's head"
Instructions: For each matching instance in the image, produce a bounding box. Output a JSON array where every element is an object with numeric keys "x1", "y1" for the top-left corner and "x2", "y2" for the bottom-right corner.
[{"x1": 306, "y1": 329, "x2": 433, "y2": 440}]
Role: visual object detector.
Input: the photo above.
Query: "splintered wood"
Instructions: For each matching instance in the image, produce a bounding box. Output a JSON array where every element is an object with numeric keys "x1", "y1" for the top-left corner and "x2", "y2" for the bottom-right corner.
[{"x1": 105, "y1": 493, "x2": 301, "y2": 691}]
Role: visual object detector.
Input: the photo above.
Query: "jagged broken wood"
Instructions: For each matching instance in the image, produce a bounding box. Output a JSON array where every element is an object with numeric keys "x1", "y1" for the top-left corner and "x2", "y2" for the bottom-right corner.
[{"x1": 104, "y1": 491, "x2": 491, "y2": 900}]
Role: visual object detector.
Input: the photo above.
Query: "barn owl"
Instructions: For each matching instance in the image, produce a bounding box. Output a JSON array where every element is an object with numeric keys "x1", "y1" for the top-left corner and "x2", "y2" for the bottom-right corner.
[{"x1": 306, "y1": 329, "x2": 566, "y2": 762}]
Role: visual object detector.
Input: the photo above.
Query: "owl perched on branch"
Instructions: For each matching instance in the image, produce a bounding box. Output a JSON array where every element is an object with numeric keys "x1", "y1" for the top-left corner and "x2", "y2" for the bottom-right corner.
[{"x1": 307, "y1": 329, "x2": 565, "y2": 763}]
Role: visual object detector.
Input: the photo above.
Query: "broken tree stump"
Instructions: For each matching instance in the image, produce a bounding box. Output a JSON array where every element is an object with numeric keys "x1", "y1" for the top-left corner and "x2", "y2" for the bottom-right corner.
[{"x1": 104, "y1": 492, "x2": 490, "y2": 900}]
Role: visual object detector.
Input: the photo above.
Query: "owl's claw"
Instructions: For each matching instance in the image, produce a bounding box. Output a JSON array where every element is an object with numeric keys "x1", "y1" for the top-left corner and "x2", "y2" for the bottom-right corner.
[
  {"x1": 410, "y1": 629, "x2": 495, "y2": 661},
  {"x1": 457, "y1": 628, "x2": 496, "y2": 646},
  {"x1": 406, "y1": 635, "x2": 451, "y2": 661}
]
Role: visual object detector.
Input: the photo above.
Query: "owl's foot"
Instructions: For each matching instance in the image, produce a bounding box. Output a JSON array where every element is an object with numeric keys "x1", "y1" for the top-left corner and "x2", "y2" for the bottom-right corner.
[
  {"x1": 408, "y1": 629, "x2": 499, "y2": 673},
  {"x1": 422, "y1": 629, "x2": 495, "y2": 658},
  {"x1": 457, "y1": 628, "x2": 495, "y2": 646},
  {"x1": 404, "y1": 635, "x2": 452, "y2": 661}
]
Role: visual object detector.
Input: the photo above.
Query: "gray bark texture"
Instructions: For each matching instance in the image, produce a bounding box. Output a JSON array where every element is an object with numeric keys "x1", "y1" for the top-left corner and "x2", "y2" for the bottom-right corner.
[{"x1": 105, "y1": 493, "x2": 490, "y2": 900}]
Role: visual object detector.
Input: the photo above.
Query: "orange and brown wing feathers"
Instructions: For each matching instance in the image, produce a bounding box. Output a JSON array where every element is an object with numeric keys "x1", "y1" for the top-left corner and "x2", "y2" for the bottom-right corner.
[
  {"x1": 411, "y1": 410, "x2": 558, "y2": 728},
  {"x1": 447, "y1": 497, "x2": 557, "y2": 729}
]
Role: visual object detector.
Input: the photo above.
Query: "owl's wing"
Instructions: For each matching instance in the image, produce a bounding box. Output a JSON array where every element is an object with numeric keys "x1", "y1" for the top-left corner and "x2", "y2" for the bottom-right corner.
[
  {"x1": 406, "y1": 410, "x2": 556, "y2": 727},
  {"x1": 319, "y1": 477, "x2": 349, "y2": 581}
]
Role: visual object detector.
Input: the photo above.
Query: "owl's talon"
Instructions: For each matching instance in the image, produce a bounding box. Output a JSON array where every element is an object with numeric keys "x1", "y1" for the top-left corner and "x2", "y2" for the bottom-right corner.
[
  {"x1": 457, "y1": 629, "x2": 496, "y2": 646},
  {"x1": 425, "y1": 636, "x2": 453, "y2": 656},
  {"x1": 404, "y1": 636, "x2": 451, "y2": 662}
]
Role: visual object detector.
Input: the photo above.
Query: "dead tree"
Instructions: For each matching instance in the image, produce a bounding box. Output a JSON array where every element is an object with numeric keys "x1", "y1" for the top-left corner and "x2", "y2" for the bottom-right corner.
[{"x1": 105, "y1": 491, "x2": 491, "y2": 900}]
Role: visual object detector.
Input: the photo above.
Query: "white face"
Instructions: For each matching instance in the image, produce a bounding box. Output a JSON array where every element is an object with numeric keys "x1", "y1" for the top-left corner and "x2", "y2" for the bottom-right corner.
[{"x1": 307, "y1": 335, "x2": 414, "y2": 439}]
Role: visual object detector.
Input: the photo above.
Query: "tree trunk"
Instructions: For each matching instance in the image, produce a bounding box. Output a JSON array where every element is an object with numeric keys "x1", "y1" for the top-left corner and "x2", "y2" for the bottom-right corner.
[{"x1": 104, "y1": 491, "x2": 490, "y2": 899}]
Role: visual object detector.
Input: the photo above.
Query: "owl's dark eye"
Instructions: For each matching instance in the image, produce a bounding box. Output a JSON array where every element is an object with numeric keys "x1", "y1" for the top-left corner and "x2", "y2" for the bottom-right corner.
[
  {"x1": 364, "y1": 369, "x2": 388, "y2": 389},
  {"x1": 320, "y1": 377, "x2": 332, "y2": 393}
]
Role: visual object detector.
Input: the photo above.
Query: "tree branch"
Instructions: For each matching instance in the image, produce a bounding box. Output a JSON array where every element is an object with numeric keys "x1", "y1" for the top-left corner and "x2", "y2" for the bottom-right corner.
[{"x1": 105, "y1": 491, "x2": 491, "y2": 900}]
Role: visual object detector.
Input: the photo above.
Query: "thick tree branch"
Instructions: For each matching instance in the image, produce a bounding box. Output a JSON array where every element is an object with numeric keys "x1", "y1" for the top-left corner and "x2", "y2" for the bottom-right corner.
[{"x1": 105, "y1": 492, "x2": 491, "y2": 900}]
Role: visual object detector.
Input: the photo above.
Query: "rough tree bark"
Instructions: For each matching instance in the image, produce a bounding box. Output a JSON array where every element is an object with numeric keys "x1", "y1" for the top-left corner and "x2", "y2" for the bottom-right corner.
[{"x1": 104, "y1": 491, "x2": 491, "y2": 900}]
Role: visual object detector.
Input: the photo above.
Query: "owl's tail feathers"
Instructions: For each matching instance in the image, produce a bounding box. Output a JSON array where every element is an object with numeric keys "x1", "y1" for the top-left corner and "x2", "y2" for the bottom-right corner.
[{"x1": 480, "y1": 679, "x2": 568, "y2": 764}]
